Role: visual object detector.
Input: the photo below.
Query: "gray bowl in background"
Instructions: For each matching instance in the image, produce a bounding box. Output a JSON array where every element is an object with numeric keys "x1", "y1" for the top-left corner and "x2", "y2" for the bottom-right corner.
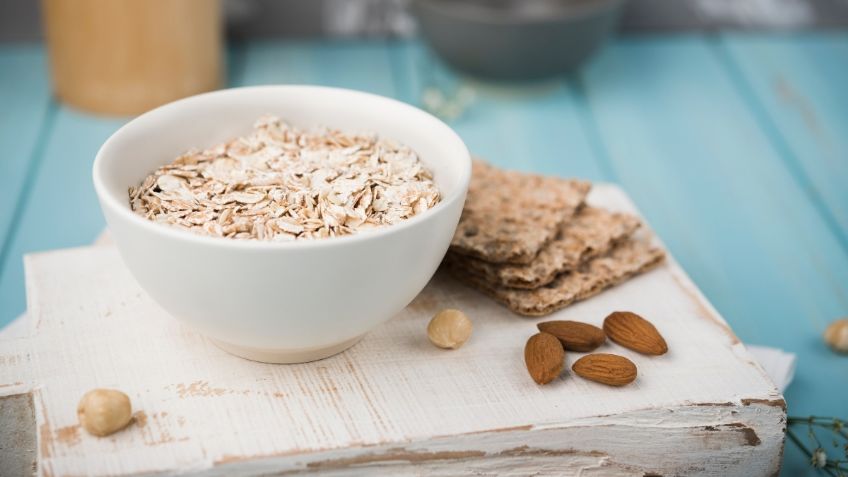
[{"x1": 412, "y1": 0, "x2": 626, "y2": 80}]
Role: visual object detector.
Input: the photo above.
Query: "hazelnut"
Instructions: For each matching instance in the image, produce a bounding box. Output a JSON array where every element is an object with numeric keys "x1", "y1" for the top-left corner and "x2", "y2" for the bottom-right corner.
[
  {"x1": 77, "y1": 389, "x2": 133, "y2": 437},
  {"x1": 427, "y1": 309, "x2": 472, "y2": 349},
  {"x1": 824, "y1": 319, "x2": 848, "y2": 354}
]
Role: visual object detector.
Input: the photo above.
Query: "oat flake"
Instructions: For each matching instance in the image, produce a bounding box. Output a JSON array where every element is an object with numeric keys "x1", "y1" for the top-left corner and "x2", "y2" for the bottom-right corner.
[{"x1": 129, "y1": 115, "x2": 441, "y2": 241}]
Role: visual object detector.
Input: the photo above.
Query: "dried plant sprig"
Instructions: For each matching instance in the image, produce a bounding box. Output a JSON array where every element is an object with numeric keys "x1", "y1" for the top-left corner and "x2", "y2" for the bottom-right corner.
[{"x1": 788, "y1": 416, "x2": 848, "y2": 476}]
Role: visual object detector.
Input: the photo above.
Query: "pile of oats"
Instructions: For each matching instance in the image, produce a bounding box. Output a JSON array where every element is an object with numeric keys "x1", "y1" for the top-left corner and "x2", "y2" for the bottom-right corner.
[{"x1": 129, "y1": 115, "x2": 441, "y2": 241}]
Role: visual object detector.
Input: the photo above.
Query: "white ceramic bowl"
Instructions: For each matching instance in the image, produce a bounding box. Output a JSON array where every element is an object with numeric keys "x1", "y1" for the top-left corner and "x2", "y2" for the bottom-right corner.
[{"x1": 93, "y1": 85, "x2": 470, "y2": 363}]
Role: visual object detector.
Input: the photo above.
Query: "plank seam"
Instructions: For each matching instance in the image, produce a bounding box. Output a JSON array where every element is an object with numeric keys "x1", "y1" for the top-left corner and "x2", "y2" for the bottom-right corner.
[
  {"x1": 709, "y1": 35, "x2": 848, "y2": 255},
  {"x1": 0, "y1": 100, "x2": 58, "y2": 288},
  {"x1": 566, "y1": 75, "x2": 619, "y2": 183}
]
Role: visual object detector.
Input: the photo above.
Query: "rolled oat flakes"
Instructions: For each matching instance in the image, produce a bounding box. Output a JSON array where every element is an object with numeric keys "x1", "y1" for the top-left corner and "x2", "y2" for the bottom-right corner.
[{"x1": 129, "y1": 115, "x2": 440, "y2": 241}]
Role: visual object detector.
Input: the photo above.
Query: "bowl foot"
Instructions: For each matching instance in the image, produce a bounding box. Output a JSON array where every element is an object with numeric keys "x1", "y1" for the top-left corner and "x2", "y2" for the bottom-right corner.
[{"x1": 212, "y1": 334, "x2": 364, "y2": 364}]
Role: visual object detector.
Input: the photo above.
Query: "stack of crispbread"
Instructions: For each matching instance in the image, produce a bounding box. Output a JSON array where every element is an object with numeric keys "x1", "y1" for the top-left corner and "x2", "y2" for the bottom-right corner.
[{"x1": 444, "y1": 160, "x2": 666, "y2": 316}]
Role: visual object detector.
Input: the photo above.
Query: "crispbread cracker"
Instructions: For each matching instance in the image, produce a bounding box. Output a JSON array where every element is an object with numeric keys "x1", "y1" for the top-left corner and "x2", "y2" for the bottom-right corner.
[
  {"x1": 450, "y1": 160, "x2": 591, "y2": 264},
  {"x1": 447, "y1": 238, "x2": 666, "y2": 317},
  {"x1": 447, "y1": 207, "x2": 641, "y2": 289}
]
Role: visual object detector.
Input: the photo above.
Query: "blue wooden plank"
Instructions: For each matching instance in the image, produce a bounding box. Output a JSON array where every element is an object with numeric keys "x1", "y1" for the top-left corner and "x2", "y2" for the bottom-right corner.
[
  {"x1": 240, "y1": 40, "x2": 397, "y2": 96},
  {"x1": 390, "y1": 42, "x2": 607, "y2": 180},
  {"x1": 0, "y1": 46, "x2": 52, "y2": 263},
  {"x1": 719, "y1": 33, "x2": 848, "y2": 249},
  {"x1": 580, "y1": 38, "x2": 848, "y2": 475},
  {"x1": 579, "y1": 35, "x2": 848, "y2": 434},
  {"x1": 0, "y1": 38, "x2": 842, "y2": 474}
]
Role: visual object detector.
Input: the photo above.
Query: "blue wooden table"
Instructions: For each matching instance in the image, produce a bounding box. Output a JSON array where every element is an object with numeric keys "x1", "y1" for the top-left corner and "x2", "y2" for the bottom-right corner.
[{"x1": 1, "y1": 34, "x2": 846, "y2": 475}]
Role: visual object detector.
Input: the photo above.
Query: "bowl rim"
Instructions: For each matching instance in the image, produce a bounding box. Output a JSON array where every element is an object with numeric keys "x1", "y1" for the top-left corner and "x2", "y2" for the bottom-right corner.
[
  {"x1": 93, "y1": 85, "x2": 471, "y2": 251},
  {"x1": 412, "y1": 0, "x2": 626, "y2": 25}
]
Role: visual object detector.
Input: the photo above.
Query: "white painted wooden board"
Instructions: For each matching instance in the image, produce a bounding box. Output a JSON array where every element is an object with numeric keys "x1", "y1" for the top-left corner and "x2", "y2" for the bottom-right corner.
[{"x1": 0, "y1": 185, "x2": 785, "y2": 476}]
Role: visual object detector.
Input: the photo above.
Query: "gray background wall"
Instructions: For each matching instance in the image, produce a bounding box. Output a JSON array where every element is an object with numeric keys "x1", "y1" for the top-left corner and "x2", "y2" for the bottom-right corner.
[{"x1": 2, "y1": 0, "x2": 847, "y2": 43}]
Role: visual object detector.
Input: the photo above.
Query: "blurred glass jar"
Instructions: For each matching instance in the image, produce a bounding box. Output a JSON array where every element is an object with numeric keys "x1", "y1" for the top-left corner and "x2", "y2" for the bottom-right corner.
[{"x1": 42, "y1": 0, "x2": 223, "y2": 116}]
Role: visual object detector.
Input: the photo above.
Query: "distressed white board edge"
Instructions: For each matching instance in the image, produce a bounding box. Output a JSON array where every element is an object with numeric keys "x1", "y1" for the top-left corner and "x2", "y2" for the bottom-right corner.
[{"x1": 0, "y1": 184, "x2": 785, "y2": 476}]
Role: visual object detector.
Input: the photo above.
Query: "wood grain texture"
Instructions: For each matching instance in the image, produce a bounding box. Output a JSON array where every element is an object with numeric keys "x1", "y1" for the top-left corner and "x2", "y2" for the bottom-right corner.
[
  {"x1": 2, "y1": 36, "x2": 845, "y2": 474},
  {"x1": 577, "y1": 36, "x2": 848, "y2": 422},
  {"x1": 0, "y1": 186, "x2": 784, "y2": 476},
  {"x1": 0, "y1": 393, "x2": 36, "y2": 476},
  {"x1": 719, "y1": 33, "x2": 848, "y2": 244}
]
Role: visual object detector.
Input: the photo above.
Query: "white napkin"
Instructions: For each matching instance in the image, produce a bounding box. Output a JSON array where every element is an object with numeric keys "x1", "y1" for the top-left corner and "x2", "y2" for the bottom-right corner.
[{"x1": 746, "y1": 345, "x2": 796, "y2": 392}]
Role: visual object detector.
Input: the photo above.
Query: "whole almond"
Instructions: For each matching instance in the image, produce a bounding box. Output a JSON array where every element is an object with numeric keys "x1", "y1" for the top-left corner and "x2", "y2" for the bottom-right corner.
[
  {"x1": 524, "y1": 332, "x2": 565, "y2": 385},
  {"x1": 537, "y1": 320, "x2": 605, "y2": 352},
  {"x1": 572, "y1": 353, "x2": 637, "y2": 386},
  {"x1": 603, "y1": 311, "x2": 668, "y2": 355}
]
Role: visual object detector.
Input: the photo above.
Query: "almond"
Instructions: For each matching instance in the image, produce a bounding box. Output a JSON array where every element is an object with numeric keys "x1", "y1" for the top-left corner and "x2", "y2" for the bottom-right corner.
[
  {"x1": 603, "y1": 311, "x2": 668, "y2": 355},
  {"x1": 537, "y1": 320, "x2": 605, "y2": 352},
  {"x1": 572, "y1": 353, "x2": 637, "y2": 386},
  {"x1": 524, "y1": 332, "x2": 565, "y2": 385}
]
